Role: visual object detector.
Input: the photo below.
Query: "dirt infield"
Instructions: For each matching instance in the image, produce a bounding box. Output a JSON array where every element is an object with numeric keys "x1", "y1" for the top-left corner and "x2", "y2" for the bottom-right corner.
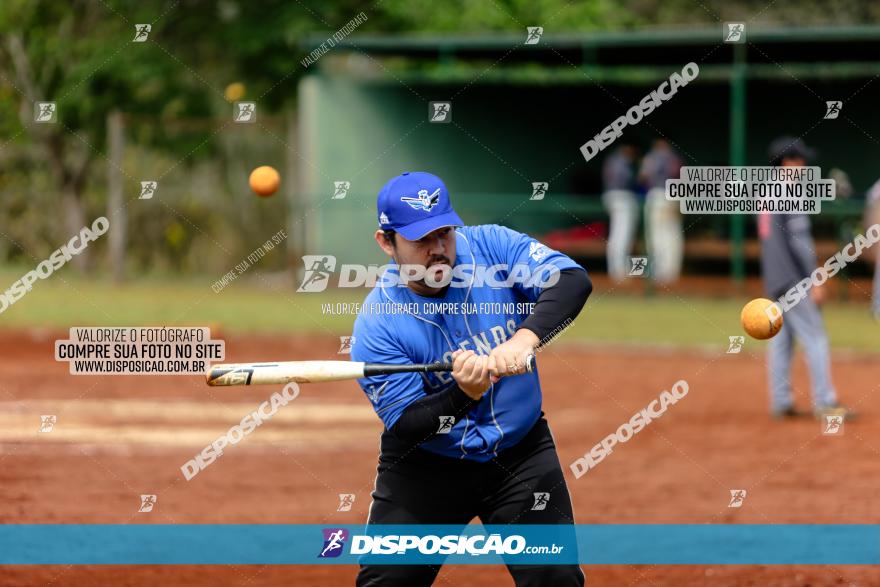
[{"x1": 1, "y1": 330, "x2": 879, "y2": 586}]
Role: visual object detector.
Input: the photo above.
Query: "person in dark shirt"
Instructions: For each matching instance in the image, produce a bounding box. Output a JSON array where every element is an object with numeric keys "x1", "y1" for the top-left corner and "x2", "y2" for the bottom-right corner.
[
  {"x1": 759, "y1": 137, "x2": 853, "y2": 420},
  {"x1": 602, "y1": 145, "x2": 639, "y2": 281},
  {"x1": 640, "y1": 139, "x2": 683, "y2": 284}
]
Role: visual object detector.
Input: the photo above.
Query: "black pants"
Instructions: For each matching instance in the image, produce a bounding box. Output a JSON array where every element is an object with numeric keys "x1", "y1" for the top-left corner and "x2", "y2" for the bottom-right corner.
[{"x1": 356, "y1": 417, "x2": 585, "y2": 587}]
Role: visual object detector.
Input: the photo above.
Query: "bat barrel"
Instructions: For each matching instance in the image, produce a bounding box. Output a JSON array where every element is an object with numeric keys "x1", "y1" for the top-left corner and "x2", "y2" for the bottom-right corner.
[{"x1": 206, "y1": 361, "x2": 367, "y2": 386}]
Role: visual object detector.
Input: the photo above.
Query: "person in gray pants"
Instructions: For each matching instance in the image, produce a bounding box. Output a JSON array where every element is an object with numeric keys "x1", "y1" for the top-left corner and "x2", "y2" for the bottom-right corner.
[{"x1": 759, "y1": 137, "x2": 854, "y2": 420}]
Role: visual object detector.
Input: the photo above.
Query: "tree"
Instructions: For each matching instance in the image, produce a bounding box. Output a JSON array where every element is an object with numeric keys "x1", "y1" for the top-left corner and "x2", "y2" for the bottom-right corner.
[{"x1": 0, "y1": 0, "x2": 212, "y2": 271}]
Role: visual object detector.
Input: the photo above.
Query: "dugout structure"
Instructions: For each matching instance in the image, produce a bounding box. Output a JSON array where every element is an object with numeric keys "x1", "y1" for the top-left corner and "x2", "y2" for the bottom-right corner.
[{"x1": 297, "y1": 25, "x2": 880, "y2": 282}]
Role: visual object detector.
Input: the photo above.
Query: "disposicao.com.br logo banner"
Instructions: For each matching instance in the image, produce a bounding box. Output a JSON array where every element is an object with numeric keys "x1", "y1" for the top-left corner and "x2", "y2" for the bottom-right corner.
[
  {"x1": 2, "y1": 525, "x2": 879, "y2": 565},
  {"x1": 317, "y1": 525, "x2": 573, "y2": 564}
]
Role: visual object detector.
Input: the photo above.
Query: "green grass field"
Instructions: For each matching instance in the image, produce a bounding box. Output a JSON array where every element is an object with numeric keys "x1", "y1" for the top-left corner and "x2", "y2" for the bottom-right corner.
[{"x1": 0, "y1": 267, "x2": 877, "y2": 351}]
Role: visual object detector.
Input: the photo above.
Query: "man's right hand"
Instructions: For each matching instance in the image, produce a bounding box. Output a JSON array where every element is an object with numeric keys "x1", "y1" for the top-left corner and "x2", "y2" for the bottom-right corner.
[{"x1": 451, "y1": 350, "x2": 491, "y2": 400}]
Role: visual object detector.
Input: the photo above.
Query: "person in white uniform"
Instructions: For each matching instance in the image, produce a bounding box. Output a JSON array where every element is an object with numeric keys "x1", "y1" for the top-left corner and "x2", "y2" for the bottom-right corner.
[
  {"x1": 601, "y1": 145, "x2": 639, "y2": 282},
  {"x1": 639, "y1": 139, "x2": 683, "y2": 284}
]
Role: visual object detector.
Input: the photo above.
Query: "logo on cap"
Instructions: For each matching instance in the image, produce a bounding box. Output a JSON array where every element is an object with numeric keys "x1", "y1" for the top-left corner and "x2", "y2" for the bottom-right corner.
[
  {"x1": 377, "y1": 171, "x2": 463, "y2": 239},
  {"x1": 400, "y1": 188, "x2": 441, "y2": 212}
]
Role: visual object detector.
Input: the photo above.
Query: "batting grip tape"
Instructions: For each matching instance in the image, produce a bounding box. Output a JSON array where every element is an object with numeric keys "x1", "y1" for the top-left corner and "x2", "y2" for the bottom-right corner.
[{"x1": 363, "y1": 354, "x2": 536, "y2": 376}]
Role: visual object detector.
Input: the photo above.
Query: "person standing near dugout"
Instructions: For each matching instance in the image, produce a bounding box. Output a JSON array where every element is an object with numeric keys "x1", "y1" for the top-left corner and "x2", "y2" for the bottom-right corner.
[
  {"x1": 640, "y1": 138, "x2": 684, "y2": 284},
  {"x1": 351, "y1": 171, "x2": 591, "y2": 586},
  {"x1": 602, "y1": 144, "x2": 640, "y2": 282},
  {"x1": 759, "y1": 137, "x2": 853, "y2": 420}
]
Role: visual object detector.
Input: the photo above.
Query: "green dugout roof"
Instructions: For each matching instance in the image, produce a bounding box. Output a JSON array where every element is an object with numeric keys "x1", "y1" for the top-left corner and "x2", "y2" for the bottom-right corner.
[
  {"x1": 298, "y1": 25, "x2": 879, "y2": 282},
  {"x1": 303, "y1": 25, "x2": 880, "y2": 81},
  {"x1": 312, "y1": 24, "x2": 880, "y2": 51}
]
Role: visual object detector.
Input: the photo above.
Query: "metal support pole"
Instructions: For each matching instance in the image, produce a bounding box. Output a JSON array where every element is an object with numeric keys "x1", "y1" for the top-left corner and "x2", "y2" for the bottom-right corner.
[{"x1": 730, "y1": 42, "x2": 747, "y2": 288}]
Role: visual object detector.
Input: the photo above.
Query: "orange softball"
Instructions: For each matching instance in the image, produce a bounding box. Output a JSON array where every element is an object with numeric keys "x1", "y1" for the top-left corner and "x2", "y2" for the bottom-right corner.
[
  {"x1": 249, "y1": 166, "x2": 280, "y2": 197},
  {"x1": 741, "y1": 297, "x2": 784, "y2": 340}
]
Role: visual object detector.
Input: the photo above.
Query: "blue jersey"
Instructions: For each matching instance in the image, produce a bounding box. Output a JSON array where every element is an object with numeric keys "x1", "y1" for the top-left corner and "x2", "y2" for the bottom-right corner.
[{"x1": 351, "y1": 224, "x2": 585, "y2": 461}]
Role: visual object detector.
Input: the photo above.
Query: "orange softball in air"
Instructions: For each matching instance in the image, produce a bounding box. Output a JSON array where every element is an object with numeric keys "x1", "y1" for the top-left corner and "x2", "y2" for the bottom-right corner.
[
  {"x1": 249, "y1": 166, "x2": 280, "y2": 197},
  {"x1": 741, "y1": 297, "x2": 784, "y2": 340}
]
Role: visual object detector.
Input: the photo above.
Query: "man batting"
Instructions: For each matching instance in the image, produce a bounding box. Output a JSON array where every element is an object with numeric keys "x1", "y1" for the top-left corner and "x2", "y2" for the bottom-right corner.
[{"x1": 351, "y1": 171, "x2": 591, "y2": 586}]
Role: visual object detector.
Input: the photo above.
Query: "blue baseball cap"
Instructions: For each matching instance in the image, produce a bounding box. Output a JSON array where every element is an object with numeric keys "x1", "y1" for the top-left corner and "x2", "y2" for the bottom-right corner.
[{"x1": 376, "y1": 172, "x2": 464, "y2": 240}]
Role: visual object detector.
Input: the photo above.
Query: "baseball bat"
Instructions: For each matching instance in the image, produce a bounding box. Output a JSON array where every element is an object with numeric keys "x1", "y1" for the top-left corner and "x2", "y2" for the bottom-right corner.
[{"x1": 206, "y1": 355, "x2": 536, "y2": 387}]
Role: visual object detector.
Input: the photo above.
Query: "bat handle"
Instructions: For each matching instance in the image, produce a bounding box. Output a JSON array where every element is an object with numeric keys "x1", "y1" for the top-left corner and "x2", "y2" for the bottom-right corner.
[
  {"x1": 363, "y1": 355, "x2": 536, "y2": 377},
  {"x1": 434, "y1": 353, "x2": 536, "y2": 373}
]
